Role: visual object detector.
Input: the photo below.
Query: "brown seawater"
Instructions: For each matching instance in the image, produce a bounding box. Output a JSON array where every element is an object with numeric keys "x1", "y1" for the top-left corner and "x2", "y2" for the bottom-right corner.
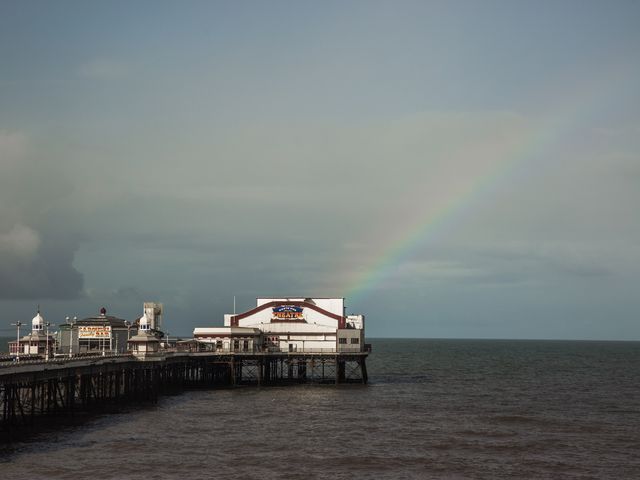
[{"x1": 1, "y1": 339, "x2": 639, "y2": 479}]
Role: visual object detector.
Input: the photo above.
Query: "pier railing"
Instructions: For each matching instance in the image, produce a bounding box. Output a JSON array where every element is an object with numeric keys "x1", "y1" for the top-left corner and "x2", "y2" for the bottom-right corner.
[
  {"x1": 199, "y1": 348, "x2": 352, "y2": 354},
  {"x1": 0, "y1": 353, "x2": 130, "y2": 369},
  {"x1": 0, "y1": 348, "x2": 370, "y2": 366}
]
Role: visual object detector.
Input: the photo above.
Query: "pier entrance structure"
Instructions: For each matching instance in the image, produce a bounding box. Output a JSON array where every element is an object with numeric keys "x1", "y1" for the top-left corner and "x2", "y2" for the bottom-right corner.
[{"x1": 194, "y1": 298, "x2": 365, "y2": 354}]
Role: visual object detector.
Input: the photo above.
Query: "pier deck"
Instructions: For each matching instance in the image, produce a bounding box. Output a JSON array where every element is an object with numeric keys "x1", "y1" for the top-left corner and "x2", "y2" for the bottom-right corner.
[{"x1": 0, "y1": 350, "x2": 368, "y2": 441}]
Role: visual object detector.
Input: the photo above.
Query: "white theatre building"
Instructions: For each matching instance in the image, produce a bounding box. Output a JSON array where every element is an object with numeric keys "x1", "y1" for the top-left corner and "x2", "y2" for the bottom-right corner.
[{"x1": 193, "y1": 298, "x2": 365, "y2": 353}]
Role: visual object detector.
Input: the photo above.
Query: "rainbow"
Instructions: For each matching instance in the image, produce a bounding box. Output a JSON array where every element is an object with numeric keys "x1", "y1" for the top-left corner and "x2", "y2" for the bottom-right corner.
[
  {"x1": 341, "y1": 116, "x2": 531, "y2": 302},
  {"x1": 340, "y1": 64, "x2": 617, "y2": 305}
]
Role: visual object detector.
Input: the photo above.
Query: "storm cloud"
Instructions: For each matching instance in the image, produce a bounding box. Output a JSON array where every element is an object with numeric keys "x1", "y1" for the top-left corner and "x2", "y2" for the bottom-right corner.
[{"x1": 0, "y1": 132, "x2": 84, "y2": 299}]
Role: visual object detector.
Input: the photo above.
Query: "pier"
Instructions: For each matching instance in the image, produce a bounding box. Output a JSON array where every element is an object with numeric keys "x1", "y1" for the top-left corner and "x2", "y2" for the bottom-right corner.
[
  {"x1": 2, "y1": 297, "x2": 369, "y2": 441},
  {"x1": 0, "y1": 350, "x2": 368, "y2": 441}
]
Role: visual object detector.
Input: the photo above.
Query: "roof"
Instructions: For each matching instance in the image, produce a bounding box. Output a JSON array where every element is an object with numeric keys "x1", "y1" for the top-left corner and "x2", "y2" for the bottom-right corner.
[
  {"x1": 231, "y1": 300, "x2": 345, "y2": 326},
  {"x1": 19, "y1": 332, "x2": 51, "y2": 342},
  {"x1": 128, "y1": 332, "x2": 160, "y2": 343},
  {"x1": 194, "y1": 327, "x2": 261, "y2": 336},
  {"x1": 256, "y1": 297, "x2": 345, "y2": 300},
  {"x1": 76, "y1": 315, "x2": 128, "y2": 328}
]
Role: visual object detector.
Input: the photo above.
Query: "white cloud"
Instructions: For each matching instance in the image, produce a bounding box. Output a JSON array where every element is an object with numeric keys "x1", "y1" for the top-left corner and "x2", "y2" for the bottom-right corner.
[{"x1": 0, "y1": 223, "x2": 40, "y2": 260}]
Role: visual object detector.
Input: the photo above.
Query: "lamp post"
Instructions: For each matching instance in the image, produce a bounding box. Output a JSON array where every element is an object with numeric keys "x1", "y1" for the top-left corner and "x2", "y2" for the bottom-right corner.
[
  {"x1": 11, "y1": 321, "x2": 22, "y2": 362},
  {"x1": 45, "y1": 322, "x2": 55, "y2": 361},
  {"x1": 66, "y1": 316, "x2": 76, "y2": 357},
  {"x1": 125, "y1": 321, "x2": 131, "y2": 354}
]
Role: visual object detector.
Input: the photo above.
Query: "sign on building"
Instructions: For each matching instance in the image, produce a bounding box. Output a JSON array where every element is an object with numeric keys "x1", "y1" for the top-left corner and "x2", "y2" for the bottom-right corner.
[
  {"x1": 78, "y1": 326, "x2": 112, "y2": 339},
  {"x1": 271, "y1": 305, "x2": 305, "y2": 322}
]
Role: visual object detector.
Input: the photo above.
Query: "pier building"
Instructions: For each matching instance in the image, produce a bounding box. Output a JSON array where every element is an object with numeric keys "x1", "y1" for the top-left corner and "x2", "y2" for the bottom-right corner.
[
  {"x1": 192, "y1": 327, "x2": 262, "y2": 352},
  {"x1": 56, "y1": 308, "x2": 132, "y2": 355},
  {"x1": 55, "y1": 303, "x2": 163, "y2": 356},
  {"x1": 8, "y1": 310, "x2": 55, "y2": 358},
  {"x1": 193, "y1": 297, "x2": 366, "y2": 353}
]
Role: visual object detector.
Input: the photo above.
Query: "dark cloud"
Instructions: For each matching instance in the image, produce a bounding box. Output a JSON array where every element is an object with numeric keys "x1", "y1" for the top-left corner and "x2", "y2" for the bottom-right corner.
[
  {"x1": 0, "y1": 131, "x2": 84, "y2": 300},
  {"x1": 111, "y1": 286, "x2": 145, "y2": 301},
  {"x1": 0, "y1": 225, "x2": 84, "y2": 300}
]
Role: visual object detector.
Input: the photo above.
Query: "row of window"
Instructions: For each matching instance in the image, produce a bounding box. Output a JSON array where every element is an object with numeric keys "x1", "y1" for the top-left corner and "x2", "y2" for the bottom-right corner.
[{"x1": 212, "y1": 338, "x2": 359, "y2": 347}]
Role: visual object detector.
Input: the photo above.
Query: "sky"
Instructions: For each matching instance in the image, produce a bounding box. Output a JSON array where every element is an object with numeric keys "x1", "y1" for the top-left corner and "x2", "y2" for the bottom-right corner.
[{"x1": 1, "y1": 1, "x2": 639, "y2": 339}]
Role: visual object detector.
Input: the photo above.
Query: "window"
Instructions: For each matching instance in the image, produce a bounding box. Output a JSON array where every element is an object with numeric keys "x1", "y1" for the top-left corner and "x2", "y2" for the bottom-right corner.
[
  {"x1": 243, "y1": 340, "x2": 249, "y2": 351},
  {"x1": 338, "y1": 338, "x2": 347, "y2": 344},
  {"x1": 350, "y1": 338, "x2": 360, "y2": 344},
  {"x1": 233, "y1": 340, "x2": 239, "y2": 350},
  {"x1": 216, "y1": 340, "x2": 222, "y2": 349}
]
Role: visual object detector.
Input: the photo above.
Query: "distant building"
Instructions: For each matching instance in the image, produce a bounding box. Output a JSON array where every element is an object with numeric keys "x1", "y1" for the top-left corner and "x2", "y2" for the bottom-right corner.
[{"x1": 193, "y1": 297, "x2": 365, "y2": 353}]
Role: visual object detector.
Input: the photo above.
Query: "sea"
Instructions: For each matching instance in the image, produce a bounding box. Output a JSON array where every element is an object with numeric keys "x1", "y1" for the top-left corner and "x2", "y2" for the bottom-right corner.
[{"x1": 1, "y1": 338, "x2": 639, "y2": 479}]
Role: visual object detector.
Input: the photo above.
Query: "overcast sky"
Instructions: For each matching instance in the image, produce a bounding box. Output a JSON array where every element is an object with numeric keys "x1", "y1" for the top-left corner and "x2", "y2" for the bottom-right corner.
[{"x1": 1, "y1": 1, "x2": 639, "y2": 339}]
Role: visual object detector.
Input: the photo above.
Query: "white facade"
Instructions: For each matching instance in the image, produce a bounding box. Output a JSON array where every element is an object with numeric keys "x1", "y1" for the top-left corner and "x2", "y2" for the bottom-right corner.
[
  {"x1": 197, "y1": 297, "x2": 365, "y2": 353},
  {"x1": 256, "y1": 298, "x2": 345, "y2": 317},
  {"x1": 193, "y1": 327, "x2": 261, "y2": 352}
]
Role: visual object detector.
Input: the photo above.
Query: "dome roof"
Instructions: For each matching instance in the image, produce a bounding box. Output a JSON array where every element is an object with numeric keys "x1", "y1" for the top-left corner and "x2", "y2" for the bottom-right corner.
[
  {"x1": 32, "y1": 311, "x2": 44, "y2": 325},
  {"x1": 139, "y1": 313, "x2": 150, "y2": 330}
]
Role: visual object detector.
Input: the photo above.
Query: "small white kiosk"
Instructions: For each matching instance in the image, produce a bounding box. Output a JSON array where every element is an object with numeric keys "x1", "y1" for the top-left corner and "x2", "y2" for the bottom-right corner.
[{"x1": 127, "y1": 312, "x2": 160, "y2": 357}]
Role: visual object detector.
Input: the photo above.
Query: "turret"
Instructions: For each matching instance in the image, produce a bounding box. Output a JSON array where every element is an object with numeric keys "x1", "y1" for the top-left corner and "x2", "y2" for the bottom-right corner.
[
  {"x1": 32, "y1": 309, "x2": 44, "y2": 333},
  {"x1": 139, "y1": 313, "x2": 151, "y2": 332}
]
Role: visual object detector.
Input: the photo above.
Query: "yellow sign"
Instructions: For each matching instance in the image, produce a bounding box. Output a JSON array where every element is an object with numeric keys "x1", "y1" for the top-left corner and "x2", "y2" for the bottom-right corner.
[{"x1": 78, "y1": 326, "x2": 111, "y2": 339}]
